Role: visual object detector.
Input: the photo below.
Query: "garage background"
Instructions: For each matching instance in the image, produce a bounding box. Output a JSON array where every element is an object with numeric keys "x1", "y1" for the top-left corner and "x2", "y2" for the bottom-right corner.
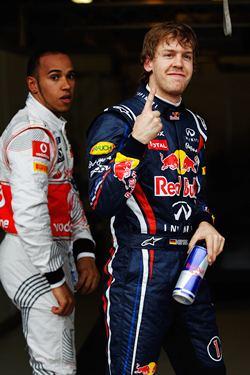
[{"x1": 0, "y1": 1, "x2": 249, "y2": 374}]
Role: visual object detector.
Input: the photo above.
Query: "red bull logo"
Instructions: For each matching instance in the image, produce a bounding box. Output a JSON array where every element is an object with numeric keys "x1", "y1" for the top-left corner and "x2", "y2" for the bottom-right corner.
[
  {"x1": 134, "y1": 362, "x2": 157, "y2": 374},
  {"x1": 183, "y1": 155, "x2": 199, "y2": 173},
  {"x1": 154, "y1": 176, "x2": 198, "y2": 198},
  {"x1": 169, "y1": 111, "x2": 180, "y2": 120},
  {"x1": 114, "y1": 160, "x2": 133, "y2": 181},
  {"x1": 160, "y1": 153, "x2": 178, "y2": 171},
  {"x1": 160, "y1": 150, "x2": 199, "y2": 175}
]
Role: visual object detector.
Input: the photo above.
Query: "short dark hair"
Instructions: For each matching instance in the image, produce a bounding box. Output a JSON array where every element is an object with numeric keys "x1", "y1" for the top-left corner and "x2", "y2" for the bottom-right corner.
[
  {"x1": 26, "y1": 48, "x2": 69, "y2": 77},
  {"x1": 140, "y1": 21, "x2": 198, "y2": 83}
]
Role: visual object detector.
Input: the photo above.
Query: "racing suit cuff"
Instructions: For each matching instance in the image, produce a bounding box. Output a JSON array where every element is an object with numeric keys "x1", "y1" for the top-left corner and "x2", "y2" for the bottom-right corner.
[
  {"x1": 193, "y1": 211, "x2": 214, "y2": 229},
  {"x1": 73, "y1": 238, "x2": 95, "y2": 262},
  {"x1": 44, "y1": 267, "x2": 65, "y2": 287},
  {"x1": 77, "y1": 252, "x2": 96, "y2": 261},
  {"x1": 120, "y1": 136, "x2": 146, "y2": 160}
]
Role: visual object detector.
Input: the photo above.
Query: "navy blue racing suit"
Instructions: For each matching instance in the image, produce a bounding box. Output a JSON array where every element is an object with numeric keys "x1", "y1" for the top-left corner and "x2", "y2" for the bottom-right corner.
[{"x1": 87, "y1": 85, "x2": 226, "y2": 375}]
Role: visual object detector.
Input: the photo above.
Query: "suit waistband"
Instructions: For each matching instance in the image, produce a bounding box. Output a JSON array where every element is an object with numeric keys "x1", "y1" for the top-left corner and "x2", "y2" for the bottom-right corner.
[{"x1": 117, "y1": 233, "x2": 191, "y2": 249}]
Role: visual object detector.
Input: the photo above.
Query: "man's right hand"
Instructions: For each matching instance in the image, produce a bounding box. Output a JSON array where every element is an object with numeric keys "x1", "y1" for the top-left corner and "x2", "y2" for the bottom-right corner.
[
  {"x1": 132, "y1": 88, "x2": 163, "y2": 144},
  {"x1": 51, "y1": 282, "x2": 75, "y2": 316}
]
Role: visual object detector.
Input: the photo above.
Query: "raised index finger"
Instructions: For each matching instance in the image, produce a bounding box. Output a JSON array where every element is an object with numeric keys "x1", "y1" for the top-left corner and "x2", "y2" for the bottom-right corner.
[{"x1": 142, "y1": 87, "x2": 156, "y2": 113}]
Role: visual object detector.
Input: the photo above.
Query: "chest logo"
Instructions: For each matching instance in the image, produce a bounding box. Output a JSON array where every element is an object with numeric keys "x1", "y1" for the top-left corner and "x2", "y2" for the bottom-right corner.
[
  {"x1": 170, "y1": 112, "x2": 180, "y2": 121},
  {"x1": 160, "y1": 150, "x2": 199, "y2": 174},
  {"x1": 172, "y1": 201, "x2": 192, "y2": 220},
  {"x1": 186, "y1": 128, "x2": 195, "y2": 137},
  {"x1": 148, "y1": 139, "x2": 169, "y2": 151}
]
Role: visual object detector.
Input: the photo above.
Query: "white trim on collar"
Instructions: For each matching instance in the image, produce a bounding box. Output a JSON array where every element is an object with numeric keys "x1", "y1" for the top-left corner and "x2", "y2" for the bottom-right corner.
[
  {"x1": 146, "y1": 84, "x2": 182, "y2": 107},
  {"x1": 26, "y1": 93, "x2": 67, "y2": 129}
]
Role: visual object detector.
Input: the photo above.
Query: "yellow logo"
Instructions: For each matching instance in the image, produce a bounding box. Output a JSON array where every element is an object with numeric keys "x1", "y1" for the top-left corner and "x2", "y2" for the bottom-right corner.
[
  {"x1": 115, "y1": 152, "x2": 139, "y2": 169},
  {"x1": 134, "y1": 361, "x2": 157, "y2": 374},
  {"x1": 90, "y1": 142, "x2": 115, "y2": 155},
  {"x1": 33, "y1": 162, "x2": 48, "y2": 174}
]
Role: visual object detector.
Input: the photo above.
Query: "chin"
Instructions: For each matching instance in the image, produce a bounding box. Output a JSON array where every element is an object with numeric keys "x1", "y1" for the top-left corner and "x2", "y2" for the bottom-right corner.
[
  {"x1": 60, "y1": 105, "x2": 71, "y2": 113},
  {"x1": 170, "y1": 86, "x2": 185, "y2": 96}
]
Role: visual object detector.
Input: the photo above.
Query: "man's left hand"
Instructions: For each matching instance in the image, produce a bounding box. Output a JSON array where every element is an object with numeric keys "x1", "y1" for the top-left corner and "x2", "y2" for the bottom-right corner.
[
  {"x1": 76, "y1": 257, "x2": 100, "y2": 294},
  {"x1": 188, "y1": 221, "x2": 225, "y2": 265}
]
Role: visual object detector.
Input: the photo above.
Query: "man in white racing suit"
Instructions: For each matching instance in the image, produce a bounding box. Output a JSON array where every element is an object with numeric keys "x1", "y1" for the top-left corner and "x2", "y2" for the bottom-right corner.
[{"x1": 0, "y1": 49, "x2": 99, "y2": 374}]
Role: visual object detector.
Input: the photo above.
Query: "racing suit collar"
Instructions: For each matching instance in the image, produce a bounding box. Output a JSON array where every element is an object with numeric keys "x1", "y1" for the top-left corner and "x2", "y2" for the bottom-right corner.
[
  {"x1": 26, "y1": 93, "x2": 67, "y2": 130},
  {"x1": 146, "y1": 83, "x2": 182, "y2": 107},
  {"x1": 136, "y1": 84, "x2": 185, "y2": 113}
]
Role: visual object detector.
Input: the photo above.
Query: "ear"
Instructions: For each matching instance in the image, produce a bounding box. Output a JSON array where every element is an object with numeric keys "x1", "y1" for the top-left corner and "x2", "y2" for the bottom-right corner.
[
  {"x1": 27, "y1": 76, "x2": 39, "y2": 94},
  {"x1": 144, "y1": 56, "x2": 153, "y2": 73}
]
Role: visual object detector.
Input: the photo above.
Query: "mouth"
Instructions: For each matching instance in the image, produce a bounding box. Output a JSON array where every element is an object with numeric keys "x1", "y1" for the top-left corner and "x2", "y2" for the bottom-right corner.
[
  {"x1": 60, "y1": 95, "x2": 72, "y2": 104},
  {"x1": 168, "y1": 73, "x2": 186, "y2": 78}
]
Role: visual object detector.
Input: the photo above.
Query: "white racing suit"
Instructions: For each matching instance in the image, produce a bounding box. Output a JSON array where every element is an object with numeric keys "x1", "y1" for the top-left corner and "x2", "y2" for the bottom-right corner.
[{"x1": 0, "y1": 94, "x2": 95, "y2": 374}]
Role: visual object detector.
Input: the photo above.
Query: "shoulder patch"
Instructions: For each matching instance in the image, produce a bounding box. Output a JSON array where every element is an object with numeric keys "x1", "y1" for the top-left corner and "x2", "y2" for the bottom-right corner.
[
  {"x1": 32, "y1": 141, "x2": 50, "y2": 161},
  {"x1": 90, "y1": 141, "x2": 115, "y2": 155}
]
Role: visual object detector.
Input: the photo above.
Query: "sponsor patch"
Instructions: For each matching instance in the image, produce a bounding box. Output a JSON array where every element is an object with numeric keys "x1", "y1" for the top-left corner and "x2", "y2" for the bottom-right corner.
[
  {"x1": 90, "y1": 165, "x2": 110, "y2": 177},
  {"x1": 141, "y1": 237, "x2": 162, "y2": 247},
  {"x1": 148, "y1": 139, "x2": 169, "y2": 151},
  {"x1": 169, "y1": 239, "x2": 189, "y2": 246},
  {"x1": 160, "y1": 150, "x2": 199, "y2": 175},
  {"x1": 0, "y1": 218, "x2": 9, "y2": 230},
  {"x1": 170, "y1": 111, "x2": 180, "y2": 120},
  {"x1": 33, "y1": 162, "x2": 48, "y2": 174},
  {"x1": 114, "y1": 160, "x2": 133, "y2": 181},
  {"x1": 90, "y1": 142, "x2": 115, "y2": 155},
  {"x1": 207, "y1": 336, "x2": 223, "y2": 361},
  {"x1": 154, "y1": 176, "x2": 198, "y2": 198},
  {"x1": 57, "y1": 148, "x2": 65, "y2": 163},
  {"x1": 0, "y1": 185, "x2": 6, "y2": 208},
  {"x1": 32, "y1": 141, "x2": 50, "y2": 161},
  {"x1": 115, "y1": 152, "x2": 139, "y2": 168},
  {"x1": 88, "y1": 155, "x2": 112, "y2": 169},
  {"x1": 134, "y1": 362, "x2": 157, "y2": 374}
]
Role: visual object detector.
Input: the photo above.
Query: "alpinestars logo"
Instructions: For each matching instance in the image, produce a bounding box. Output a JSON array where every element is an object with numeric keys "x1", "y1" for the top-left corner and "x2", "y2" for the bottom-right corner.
[{"x1": 141, "y1": 237, "x2": 162, "y2": 247}]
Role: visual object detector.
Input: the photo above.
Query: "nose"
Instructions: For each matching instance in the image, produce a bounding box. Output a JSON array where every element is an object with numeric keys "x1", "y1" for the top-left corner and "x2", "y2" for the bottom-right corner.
[
  {"x1": 172, "y1": 53, "x2": 183, "y2": 68},
  {"x1": 61, "y1": 76, "x2": 71, "y2": 90}
]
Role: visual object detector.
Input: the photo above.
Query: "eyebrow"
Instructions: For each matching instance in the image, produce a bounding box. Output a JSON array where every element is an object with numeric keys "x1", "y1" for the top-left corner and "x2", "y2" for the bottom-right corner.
[
  {"x1": 48, "y1": 69, "x2": 61, "y2": 74},
  {"x1": 47, "y1": 69, "x2": 75, "y2": 74},
  {"x1": 161, "y1": 48, "x2": 193, "y2": 53}
]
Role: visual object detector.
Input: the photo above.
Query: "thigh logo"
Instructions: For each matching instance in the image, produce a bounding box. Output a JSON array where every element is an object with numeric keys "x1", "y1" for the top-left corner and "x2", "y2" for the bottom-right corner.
[
  {"x1": 134, "y1": 362, "x2": 157, "y2": 374},
  {"x1": 207, "y1": 336, "x2": 223, "y2": 361}
]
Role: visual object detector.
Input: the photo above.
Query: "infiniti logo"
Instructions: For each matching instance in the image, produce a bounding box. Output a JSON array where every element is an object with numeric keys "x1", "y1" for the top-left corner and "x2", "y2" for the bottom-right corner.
[
  {"x1": 172, "y1": 201, "x2": 192, "y2": 220},
  {"x1": 186, "y1": 128, "x2": 195, "y2": 137}
]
